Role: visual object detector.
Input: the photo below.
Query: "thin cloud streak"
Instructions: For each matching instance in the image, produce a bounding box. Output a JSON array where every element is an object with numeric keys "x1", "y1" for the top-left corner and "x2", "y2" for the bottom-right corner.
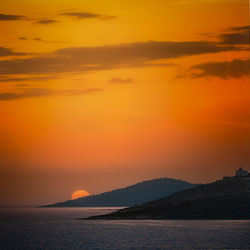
[
  {"x1": 109, "y1": 78, "x2": 133, "y2": 84},
  {"x1": 0, "y1": 88, "x2": 103, "y2": 101},
  {"x1": 0, "y1": 76, "x2": 58, "y2": 83},
  {"x1": 32, "y1": 37, "x2": 70, "y2": 44},
  {"x1": 0, "y1": 13, "x2": 26, "y2": 20},
  {"x1": 0, "y1": 41, "x2": 239, "y2": 75},
  {"x1": 191, "y1": 59, "x2": 250, "y2": 79},
  {"x1": 219, "y1": 25, "x2": 250, "y2": 45},
  {"x1": 19, "y1": 37, "x2": 28, "y2": 40},
  {"x1": 59, "y1": 12, "x2": 115, "y2": 20},
  {"x1": 0, "y1": 47, "x2": 27, "y2": 57},
  {"x1": 18, "y1": 37, "x2": 69, "y2": 44},
  {"x1": 175, "y1": 0, "x2": 247, "y2": 4},
  {"x1": 227, "y1": 25, "x2": 250, "y2": 32},
  {"x1": 35, "y1": 19, "x2": 58, "y2": 25}
]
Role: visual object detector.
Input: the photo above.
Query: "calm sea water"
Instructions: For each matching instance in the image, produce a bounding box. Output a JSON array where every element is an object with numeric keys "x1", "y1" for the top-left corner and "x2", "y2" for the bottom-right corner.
[{"x1": 0, "y1": 207, "x2": 250, "y2": 250}]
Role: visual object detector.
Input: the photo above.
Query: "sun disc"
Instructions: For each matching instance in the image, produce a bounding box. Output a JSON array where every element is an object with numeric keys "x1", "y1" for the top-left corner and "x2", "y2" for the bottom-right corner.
[{"x1": 71, "y1": 190, "x2": 90, "y2": 200}]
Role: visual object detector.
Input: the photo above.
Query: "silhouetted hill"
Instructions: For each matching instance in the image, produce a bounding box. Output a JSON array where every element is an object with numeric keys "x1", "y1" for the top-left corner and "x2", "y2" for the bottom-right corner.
[
  {"x1": 43, "y1": 178, "x2": 196, "y2": 207},
  {"x1": 84, "y1": 178, "x2": 250, "y2": 219}
]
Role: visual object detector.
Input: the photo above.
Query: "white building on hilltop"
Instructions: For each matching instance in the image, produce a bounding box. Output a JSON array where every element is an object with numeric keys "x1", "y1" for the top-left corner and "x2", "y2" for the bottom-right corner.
[
  {"x1": 236, "y1": 167, "x2": 249, "y2": 177},
  {"x1": 223, "y1": 167, "x2": 250, "y2": 181}
]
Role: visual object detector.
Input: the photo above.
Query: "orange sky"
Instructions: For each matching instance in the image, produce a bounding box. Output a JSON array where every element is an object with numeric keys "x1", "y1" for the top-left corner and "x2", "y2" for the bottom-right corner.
[{"x1": 0, "y1": 0, "x2": 249, "y2": 205}]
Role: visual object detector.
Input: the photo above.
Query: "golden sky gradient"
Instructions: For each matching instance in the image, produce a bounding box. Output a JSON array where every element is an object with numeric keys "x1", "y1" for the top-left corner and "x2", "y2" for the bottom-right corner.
[{"x1": 0, "y1": 0, "x2": 249, "y2": 205}]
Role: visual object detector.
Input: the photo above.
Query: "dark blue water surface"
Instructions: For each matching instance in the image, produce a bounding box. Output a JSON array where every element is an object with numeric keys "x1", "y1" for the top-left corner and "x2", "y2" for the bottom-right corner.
[{"x1": 0, "y1": 207, "x2": 250, "y2": 249}]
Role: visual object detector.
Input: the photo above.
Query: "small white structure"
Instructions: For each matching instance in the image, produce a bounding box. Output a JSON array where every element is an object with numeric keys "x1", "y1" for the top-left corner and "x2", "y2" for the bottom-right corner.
[{"x1": 236, "y1": 167, "x2": 248, "y2": 177}]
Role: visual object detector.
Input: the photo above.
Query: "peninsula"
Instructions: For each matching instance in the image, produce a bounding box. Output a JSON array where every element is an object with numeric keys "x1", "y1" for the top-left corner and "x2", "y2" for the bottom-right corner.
[{"x1": 83, "y1": 168, "x2": 250, "y2": 220}]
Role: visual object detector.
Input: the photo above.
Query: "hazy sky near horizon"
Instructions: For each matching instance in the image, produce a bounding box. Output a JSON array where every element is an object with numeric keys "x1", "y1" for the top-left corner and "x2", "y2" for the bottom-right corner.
[{"x1": 0, "y1": 0, "x2": 249, "y2": 205}]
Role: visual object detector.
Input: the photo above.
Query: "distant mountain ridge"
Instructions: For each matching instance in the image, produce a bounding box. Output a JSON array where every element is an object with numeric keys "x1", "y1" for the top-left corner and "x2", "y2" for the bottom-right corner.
[
  {"x1": 85, "y1": 177, "x2": 250, "y2": 220},
  {"x1": 43, "y1": 177, "x2": 196, "y2": 207}
]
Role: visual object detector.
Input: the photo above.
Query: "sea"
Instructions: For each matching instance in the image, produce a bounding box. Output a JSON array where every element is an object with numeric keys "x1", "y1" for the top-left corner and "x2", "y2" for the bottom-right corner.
[{"x1": 0, "y1": 207, "x2": 250, "y2": 250}]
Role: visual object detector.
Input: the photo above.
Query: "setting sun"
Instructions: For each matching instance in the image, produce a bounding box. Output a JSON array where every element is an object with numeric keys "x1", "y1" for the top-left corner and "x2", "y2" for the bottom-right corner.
[{"x1": 71, "y1": 190, "x2": 90, "y2": 200}]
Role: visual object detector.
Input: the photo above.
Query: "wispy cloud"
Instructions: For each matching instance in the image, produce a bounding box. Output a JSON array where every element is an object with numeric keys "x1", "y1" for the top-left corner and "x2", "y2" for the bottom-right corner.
[
  {"x1": 219, "y1": 25, "x2": 249, "y2": 45},
  {"x1": 109, "y1": 78, "x2": 133, "y2": 84},
  {"x1": 35, "y1": 19, "x2": 58, "y2": 25},
  {"x1": 0, "y1": 88, "x2": 103, "y2": 101},
  {"x1": 0, "y1": 13, "x2": 26, "y2": 21},
  {"x1": 0, "y1": 41, "x2": 238, "y2": 75},
  {"x1": 15, "y1": 84, "x2": 29, "y2": 87},
  {"x1": 227, "y1": 25, "x2": 250, "y2": 32},
  {"x1": 18, "y1": 36, "x2": 69, "y2": 44},
  {"x1": 191, "y1": 59, "x2": 250, "y2": 79},
  {"x1": 0, "y1": 13, "x2": 59, "y2": 25},
  {"x1": 19, "y1": 37, "x2": 28, "y2": 40},
  {"x1": 33, "y1": 38, "x2": 45, "y2": 42},
  {"x1": 0, "y1": 47, "x2": 27, "y2": 57},
  {"x1": 0, "y1": 76, "x2": 58, "y2": 83},
  {"x1": 33, "y1": 37, "x2": 69, "y2": 44},
  {"x1": 59, "y1": 12, "x2": 115, "y2": 20},
  {"x1": 175, "y1": 0, "x2": 247, "y2": 4}
]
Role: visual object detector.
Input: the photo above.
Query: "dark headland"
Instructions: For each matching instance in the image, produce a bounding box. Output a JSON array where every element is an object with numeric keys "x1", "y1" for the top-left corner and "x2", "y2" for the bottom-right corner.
[
  {"x1": 42, "y1": 178, "x2": 195, "y2": 207},
  {"x1": 82, "y1": 168, "x2": 250, "y2": 220}
]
